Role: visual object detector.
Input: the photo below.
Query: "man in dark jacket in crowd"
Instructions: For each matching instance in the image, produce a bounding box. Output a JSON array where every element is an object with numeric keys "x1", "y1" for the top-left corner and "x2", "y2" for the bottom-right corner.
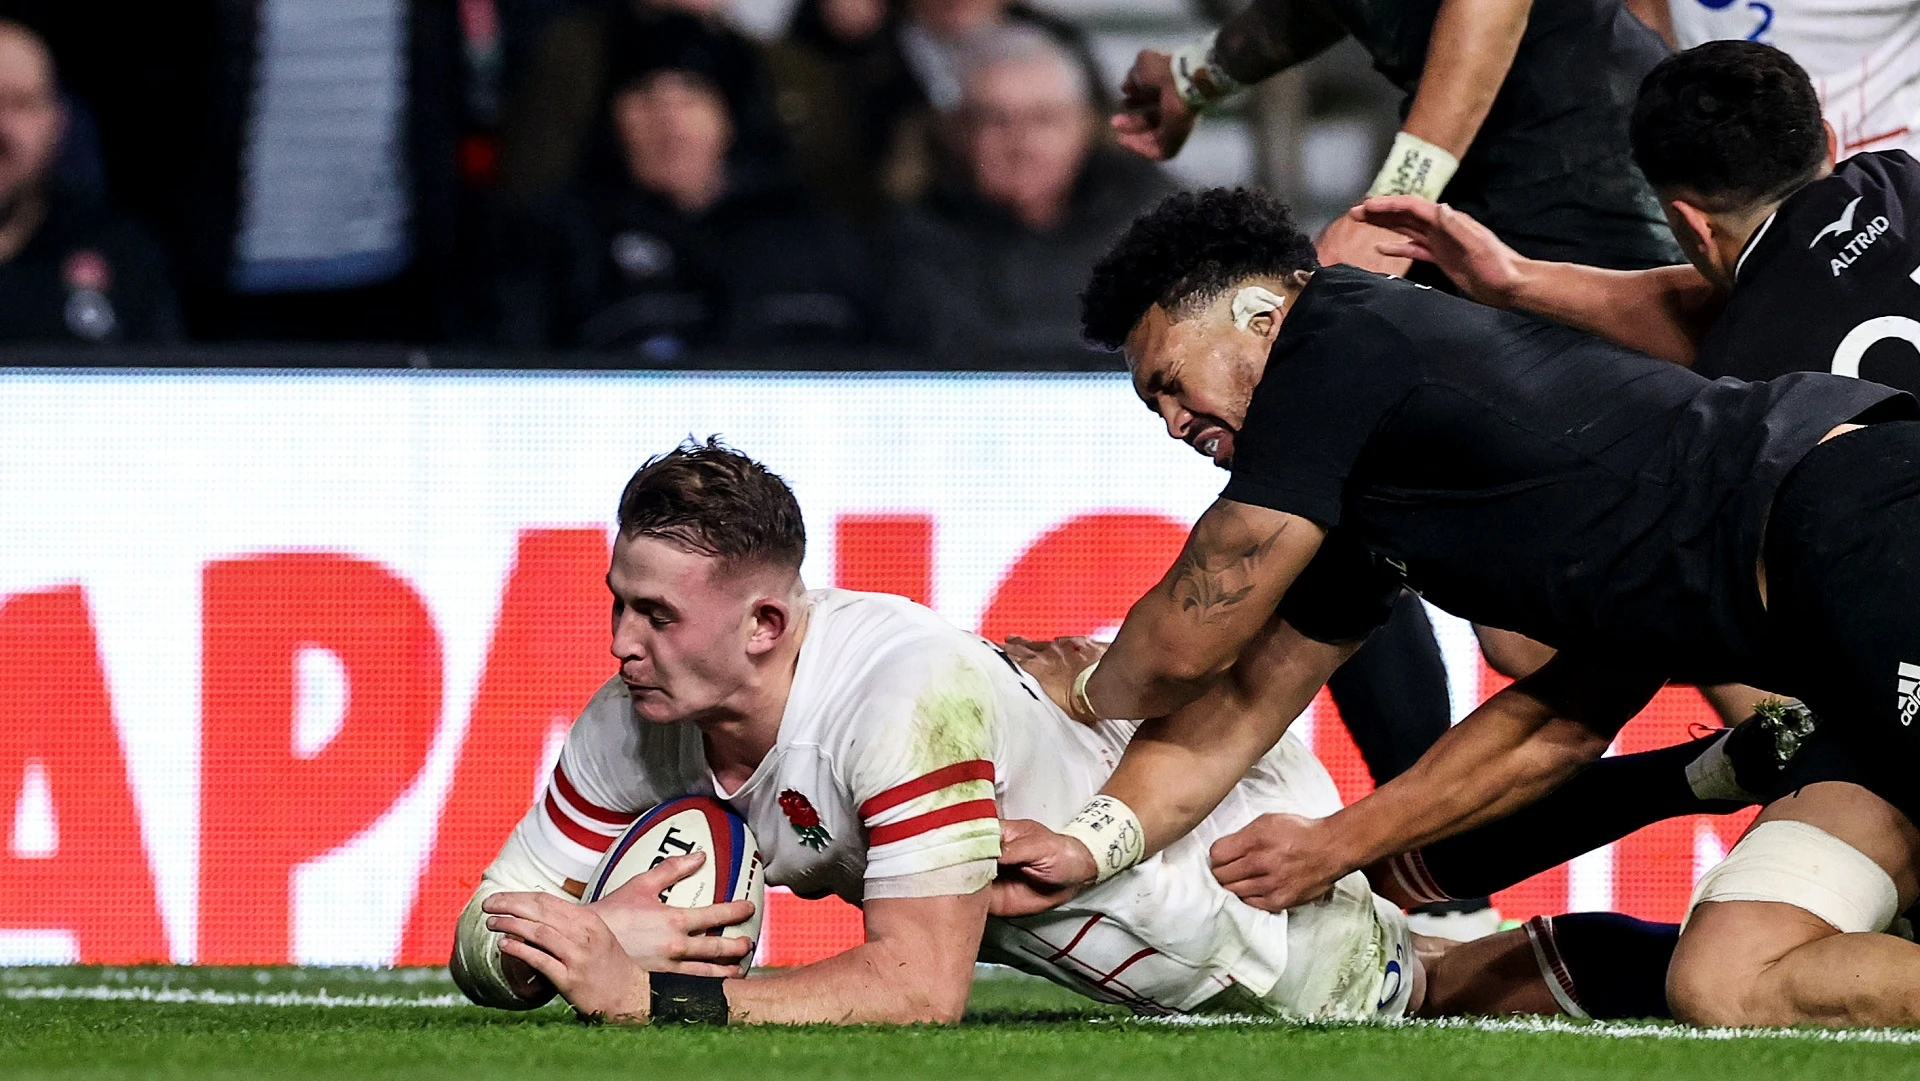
[
  {"x1": 495, "y1": 17, "x2": 877, "y2": 357},
  {"x1": 0, "y1": 19, "x2": 179, "y2": 345},
  {"x1": 886, "y1": 25, "x2": 1173, "y2": 364}
]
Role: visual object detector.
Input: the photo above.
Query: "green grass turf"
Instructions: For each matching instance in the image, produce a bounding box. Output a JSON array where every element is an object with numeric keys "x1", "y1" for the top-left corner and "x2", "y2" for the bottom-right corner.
[{"x1": 5, "y1": 966, "x2": 1920, "y2": 1081}]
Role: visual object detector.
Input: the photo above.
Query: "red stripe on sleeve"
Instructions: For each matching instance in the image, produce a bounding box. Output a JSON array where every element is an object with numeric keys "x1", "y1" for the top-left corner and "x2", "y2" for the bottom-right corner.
[
  {"x1": 858, "y1": 759, "x2": 995, "y2": 820},
  {"x1": 867, "y1": 798, "x2": 998, "y2": 847},
  {"x1": 552, "y1": 762, "x2": 638, "y2": 826},
  {"x1": 543, "y1": 791, "x2": 617, "y2": 852}
]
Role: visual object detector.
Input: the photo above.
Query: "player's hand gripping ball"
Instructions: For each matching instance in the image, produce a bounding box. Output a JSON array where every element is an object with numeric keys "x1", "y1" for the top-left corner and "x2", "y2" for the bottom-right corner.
[
  {"x1": 586, "y1": 796, "x2": 766, "y2": 967},
  {"x1": 484, "y1": 796, "x2": 764, "y2": 1010}
]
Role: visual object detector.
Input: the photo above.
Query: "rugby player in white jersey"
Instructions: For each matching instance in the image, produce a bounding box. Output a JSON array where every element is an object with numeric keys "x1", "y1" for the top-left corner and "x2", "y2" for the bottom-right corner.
[
  {"x1": 1627, "y1": 0, "x2": 1917, "y2": 159},
  {"x1": 448, "y1": 439, "x2": 1624, "y2": 1025}
]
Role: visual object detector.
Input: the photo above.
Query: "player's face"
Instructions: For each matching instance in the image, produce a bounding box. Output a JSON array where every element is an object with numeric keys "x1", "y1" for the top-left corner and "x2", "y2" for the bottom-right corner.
[
  {"x1": 1124, "y1": 303, "x2": 1269, "y2": 469},
  {"x1": 606, "y1": 534, "x2": 759, "y2": 725}
]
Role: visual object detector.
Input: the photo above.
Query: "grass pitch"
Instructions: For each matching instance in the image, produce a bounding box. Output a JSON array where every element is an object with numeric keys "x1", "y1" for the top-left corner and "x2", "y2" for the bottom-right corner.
[{"x1": 6, "y1": 966, "x2": 1920, "y2": 1081}]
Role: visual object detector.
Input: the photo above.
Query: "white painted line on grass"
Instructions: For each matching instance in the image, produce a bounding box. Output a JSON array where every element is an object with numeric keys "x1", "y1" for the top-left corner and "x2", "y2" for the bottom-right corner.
[
  {"x1": 15, "y1": 984, "x2": 1920, "y2": 1043},
  {"x1": 1129, "y1": 1013, "x2": 1920, "y2": 1044},
  {"x1": 5, "y1": 985, "x2": 473, "y2": 1008}
]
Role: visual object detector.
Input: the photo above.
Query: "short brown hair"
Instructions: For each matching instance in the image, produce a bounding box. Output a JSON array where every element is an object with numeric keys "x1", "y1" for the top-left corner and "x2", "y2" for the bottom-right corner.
[{"x1": 617, "y1": 437, "x2": 806, "y2": 570}]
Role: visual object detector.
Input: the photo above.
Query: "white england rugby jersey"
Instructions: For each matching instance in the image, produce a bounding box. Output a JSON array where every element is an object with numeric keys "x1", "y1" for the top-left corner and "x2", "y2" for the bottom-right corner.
[
  {"x1": 1667, "y1": 0, "x2": 1920, "y2": 157},
  {"x1": 509, "y1": 588, "x2": 1372, "y2": 1017}
]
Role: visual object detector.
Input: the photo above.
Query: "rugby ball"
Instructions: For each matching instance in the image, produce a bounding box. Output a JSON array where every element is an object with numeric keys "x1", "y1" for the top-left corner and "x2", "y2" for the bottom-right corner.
[{"x1": 585, "y1": 795, "x2": 764, "y2": 969}]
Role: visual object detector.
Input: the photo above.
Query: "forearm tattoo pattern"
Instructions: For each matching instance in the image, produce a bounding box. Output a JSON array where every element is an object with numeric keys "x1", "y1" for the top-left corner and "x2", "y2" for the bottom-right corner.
[{"x1": 1166, "y1": 513, "x2": 1290, "y2": 623}]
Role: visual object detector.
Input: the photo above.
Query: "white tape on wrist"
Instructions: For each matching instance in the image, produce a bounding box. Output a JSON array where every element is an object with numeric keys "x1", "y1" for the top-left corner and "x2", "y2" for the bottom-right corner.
[
  {"x1": 1060, "y1": 795, "x2": 1146, "y2": 883},
  {"x1": 1169, "y1": 33, "x2": 1245, "y2": 111},
  {"x1": 1070, "y1": 660, "x2": 1101, "y2": 723},
  {"x1": 1367, "y1": 131, "x2": 1460, "y2": 202}
]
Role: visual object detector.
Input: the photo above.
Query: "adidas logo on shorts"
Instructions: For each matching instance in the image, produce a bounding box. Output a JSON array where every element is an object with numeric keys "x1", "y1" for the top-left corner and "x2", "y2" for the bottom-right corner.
[{"x1": 1900, "y1": 662, "x2": 1920, "y2": 727}]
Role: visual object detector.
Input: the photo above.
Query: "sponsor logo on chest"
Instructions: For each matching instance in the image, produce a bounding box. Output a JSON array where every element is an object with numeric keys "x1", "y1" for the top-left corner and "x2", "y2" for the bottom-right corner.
[{"x1": 1899, "y1": 662, "x2": 1920, "y2": 726}]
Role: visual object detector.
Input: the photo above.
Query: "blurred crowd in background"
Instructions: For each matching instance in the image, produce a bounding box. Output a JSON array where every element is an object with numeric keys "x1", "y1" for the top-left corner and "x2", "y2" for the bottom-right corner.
[{"x1": 0, "y1": 0, "x2": 1387, "y2": 364}]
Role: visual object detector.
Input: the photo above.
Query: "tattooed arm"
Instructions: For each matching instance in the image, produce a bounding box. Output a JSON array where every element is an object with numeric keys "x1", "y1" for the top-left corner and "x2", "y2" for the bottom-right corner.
[
  {"x1": 1112, "y1": 0, "x2": 1344, "y2": 161},
  {"x1": 1210, "y1": 0, "x2": 1348, "y2": 84},
  {"x1": 989, "y1": 506, "x2": 1341, "y2": 912},
  {"x1": 1082, "y1": 498, "x2": 1326, "y2": 721}
]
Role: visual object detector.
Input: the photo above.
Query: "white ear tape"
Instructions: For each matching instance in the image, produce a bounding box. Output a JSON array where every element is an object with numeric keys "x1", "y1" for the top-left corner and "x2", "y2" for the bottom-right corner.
[{"x1": 1230, "y1": 286, "x2": 1285, "y2": 331}]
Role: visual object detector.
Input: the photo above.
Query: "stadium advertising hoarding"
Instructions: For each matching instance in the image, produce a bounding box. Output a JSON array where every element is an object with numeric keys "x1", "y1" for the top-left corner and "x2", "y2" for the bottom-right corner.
[{"x1": 0, "y1": 370, "x2": 1749, "y2": 968}]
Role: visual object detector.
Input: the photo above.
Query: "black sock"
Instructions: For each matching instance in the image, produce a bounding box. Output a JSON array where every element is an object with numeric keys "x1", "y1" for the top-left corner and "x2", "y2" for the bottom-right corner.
[
  {"x1": 1527, "y1": 912, "x2": 1677, "y2": 1019},
  {"x1": 1327, "y1": 591, "x2": 1451, "y2": 782},
  {"x1": 1402, "y1": 735, "x2": 1749, "y2": 901}
]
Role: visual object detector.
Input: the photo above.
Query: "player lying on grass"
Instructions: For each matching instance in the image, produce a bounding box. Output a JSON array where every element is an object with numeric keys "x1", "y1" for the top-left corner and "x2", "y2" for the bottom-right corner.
[
  {"x1": 992, "y1": 186, "x2": 1920, "y2": 1028},
  {"x1": 449, "y1": 439, "x2": 1664, "y2": 1024}
]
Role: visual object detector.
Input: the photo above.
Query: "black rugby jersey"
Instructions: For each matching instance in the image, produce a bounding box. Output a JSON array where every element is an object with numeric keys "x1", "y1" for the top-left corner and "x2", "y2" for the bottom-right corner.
[
  {"x1": 1696, "y1": 151, "x2": 1920, "y2": 395},
  {"x1": 1324, "y1": 0, "x2": 1680, "y2": 269},
  {"x1": 1223, "y1": 266, "x2": 1913, "y2": 684}
]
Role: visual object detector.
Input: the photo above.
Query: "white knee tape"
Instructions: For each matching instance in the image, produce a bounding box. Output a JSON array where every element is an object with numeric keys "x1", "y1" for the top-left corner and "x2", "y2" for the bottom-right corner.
[{"x1": 1686, "y1": 820, "x2": 1900, "y2": 934}]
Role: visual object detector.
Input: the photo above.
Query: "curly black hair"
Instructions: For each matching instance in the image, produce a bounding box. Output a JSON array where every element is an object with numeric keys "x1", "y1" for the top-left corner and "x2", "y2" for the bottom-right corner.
[
  {"x1": 1080, "y1": 188, "x2": 1319, "y2": 351},
  {"x1": 1631, "y1": 41, "x2": 1826, "y2": 211}
]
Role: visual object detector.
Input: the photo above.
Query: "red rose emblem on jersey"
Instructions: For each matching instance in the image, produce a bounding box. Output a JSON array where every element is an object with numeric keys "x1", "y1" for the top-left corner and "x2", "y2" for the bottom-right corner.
[{"x1": 778, "y1": 789, "x2": 830, "y2": 850}]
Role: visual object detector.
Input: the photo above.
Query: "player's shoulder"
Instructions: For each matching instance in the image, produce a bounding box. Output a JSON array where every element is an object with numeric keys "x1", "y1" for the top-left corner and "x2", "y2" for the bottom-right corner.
[
  {"x1": 1267, "y1": 267, "x2": 1431, "y2": 377},
  {"x1": 1776, "y1": 151, "x2": 1917, "y2": 246},
  {"x1": 1740, "y1": 151, "x2": 1916, "y2": 289},
  {"x1": 796, "y1": 589, "x2": 990, "y2": 693},
  {"x1": 574, "y1": 674, "x2": 635, "y2": 726},
  {"x1": 1836, "y1": 149, "x2": 1920, "y2": 194},
  {"x1": 806, "y1": 588, "x2": 965, "y2": 650},
  {"x1": 787, "y1": 589, "x2": 1006, "y2": 738}
]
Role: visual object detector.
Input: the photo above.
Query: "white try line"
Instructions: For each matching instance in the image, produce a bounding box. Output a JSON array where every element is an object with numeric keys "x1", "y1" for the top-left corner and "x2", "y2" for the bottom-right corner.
[
  {"x1": 5, "y1": 985, "x2": 473, "y2": 1009},
  {"x1": 1129, "y1": 1013, "x2": 1920, "y2": 1045},
  {"x1": 14, "y1": 985, "x2": 1920, "y2": 1043}
]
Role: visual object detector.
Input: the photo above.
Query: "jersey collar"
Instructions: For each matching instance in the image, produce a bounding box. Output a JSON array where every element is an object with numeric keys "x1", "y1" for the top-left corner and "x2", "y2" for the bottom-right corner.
[{"x1": 1732, "y1": 210, "x2": 1777, "y2": 285}]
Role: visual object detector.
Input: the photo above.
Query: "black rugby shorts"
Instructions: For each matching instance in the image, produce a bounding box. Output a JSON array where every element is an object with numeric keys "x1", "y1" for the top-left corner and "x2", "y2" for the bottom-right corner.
[{"x1": 1763, "y1": 420, "x2": 1920, "y2": 820}]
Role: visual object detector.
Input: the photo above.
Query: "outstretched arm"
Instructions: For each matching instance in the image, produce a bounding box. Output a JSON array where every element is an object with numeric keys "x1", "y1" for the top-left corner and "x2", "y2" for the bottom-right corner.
[
  {"x1": 993, "y1": 615, "x2": 1357, "y2": 916},
  {"x1": 1112, "y1": 0, "x2": 1346, "y2": 161},
  {"x1": 723, "y1": 891, "x2": 987, "y2": 1023},
  {"x1": 1079, "y1": 498, "x2": 1326, "y2": 722},
  {"x1": 1209, "y1": 650, "x2": 1666, "y2": 911},
  {"x1": 1355, "y1": 196, "x2": 1723, "y2": 364},
  {"x1": 1103, "y1": 618, "x2": 1357, "y2": 857},
  {"x1": 1313, "y1": 0, "x2": 1530, "y2": 274},
  {"x1": 1397, "y1": 0, "x2": 1531, "y2": 163}
]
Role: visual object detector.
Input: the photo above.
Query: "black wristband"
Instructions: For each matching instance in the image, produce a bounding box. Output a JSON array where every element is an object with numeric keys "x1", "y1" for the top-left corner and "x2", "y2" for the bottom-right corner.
[{"x1": 649, "y1": 972, "x2": 729, "y2": 1025}]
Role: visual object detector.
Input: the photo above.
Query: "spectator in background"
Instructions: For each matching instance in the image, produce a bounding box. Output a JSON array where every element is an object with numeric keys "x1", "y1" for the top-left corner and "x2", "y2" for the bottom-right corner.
[
  {"x1": 0, "y1": 20, "x2": 179, "y2": 345},
  {"x1": 15, "y1": 0, "x2": 495, "y2": 344},
  {"x1": 189, "y1": 0, "x2": 476, "y2": 343},
  {"x1": 494, "y1": 16, "x2": 876, "y2": 356},
  {"x1": 762, "y1": 0, "x2": 916, "y2": 220},
  {"x1": 499, "y1": 0, "x2": 789, "y2": 202},
  {"x1": 885, "y1": 27, "x2": 1171, "y2": 363},
  {"x1": 763, "y1": 0, "x2": 1104, "y2": 218},
  {"x1": 894, "y1": 0, "x2": 1102, "y2": 116}
]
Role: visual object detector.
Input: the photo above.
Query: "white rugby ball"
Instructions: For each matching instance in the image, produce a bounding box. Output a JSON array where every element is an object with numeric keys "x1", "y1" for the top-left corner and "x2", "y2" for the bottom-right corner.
[{"x1": 584, "y1": 795, "x2": 764, "y2": 969}]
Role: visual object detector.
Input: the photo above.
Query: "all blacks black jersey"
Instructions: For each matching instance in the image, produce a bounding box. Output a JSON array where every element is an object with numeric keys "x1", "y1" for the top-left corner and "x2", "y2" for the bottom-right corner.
[
  {"x1": 1223, "y1": 266, "x2": 1914, "y2": 685},
  {"x1": 1696, "y1": 151, "x2": 1920, "y2": 394},
  {"x1": 1323, "y1": 0, "x2": 1680, "y2": 269}
]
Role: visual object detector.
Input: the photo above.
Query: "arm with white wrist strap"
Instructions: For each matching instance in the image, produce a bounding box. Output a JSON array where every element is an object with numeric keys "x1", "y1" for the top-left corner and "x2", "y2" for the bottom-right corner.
[
  {"x1": 1165, "y1": 0, "x2": 1526, "y2": 201},
  {"x1": 1063, "y1": 617, "x2": 1361, "y2": 882}
]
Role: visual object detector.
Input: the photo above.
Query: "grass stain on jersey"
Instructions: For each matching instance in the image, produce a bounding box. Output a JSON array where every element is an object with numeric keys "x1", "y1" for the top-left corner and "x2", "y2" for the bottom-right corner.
[{"x1": 910, "y1": 657, "x2": 996, "y2": 775}]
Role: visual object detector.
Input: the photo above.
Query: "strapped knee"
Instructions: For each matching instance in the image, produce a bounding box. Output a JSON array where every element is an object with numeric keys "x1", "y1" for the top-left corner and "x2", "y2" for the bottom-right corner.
[{"x1": 1686, "y1": 820, "x2": 1899, "y2": 934}]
